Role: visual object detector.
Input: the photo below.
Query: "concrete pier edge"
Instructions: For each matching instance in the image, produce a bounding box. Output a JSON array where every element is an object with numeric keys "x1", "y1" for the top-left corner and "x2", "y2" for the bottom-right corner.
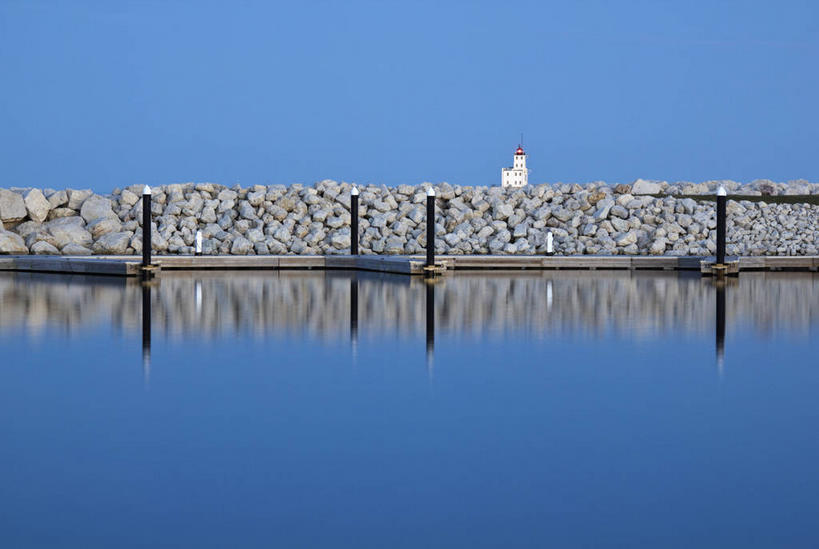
[{"x1": 0, "y1": 254, "x2": 817, "y2": 277}]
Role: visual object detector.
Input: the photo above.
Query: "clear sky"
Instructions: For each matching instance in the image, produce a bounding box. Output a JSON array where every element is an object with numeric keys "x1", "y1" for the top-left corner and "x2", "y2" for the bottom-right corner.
[{"x1": 1, "y1": 0, "x2": 817, "y2": 192}]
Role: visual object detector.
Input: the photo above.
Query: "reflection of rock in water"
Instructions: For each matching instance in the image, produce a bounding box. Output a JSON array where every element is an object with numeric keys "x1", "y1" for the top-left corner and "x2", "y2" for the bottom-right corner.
[{"x1": 0, "y1": 271, "x2": 817, "y2": 341}]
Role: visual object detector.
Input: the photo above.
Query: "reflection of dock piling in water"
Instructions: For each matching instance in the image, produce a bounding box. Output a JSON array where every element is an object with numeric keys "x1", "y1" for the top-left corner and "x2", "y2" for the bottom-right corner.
[
  {"x1": 716, "y1": 280, "x2": 726, "y2": 375},
  {"x1": 350, "y1": 275, "x2": 358, "y2": 352},
  {"x1": 141, "y1": 281, "x2": 152, "y2": 384},
  {"x1": 426, "y1": 280, "x2": 435, "y2": 373},
  {"x1": 2, "y1": 271, "x2": 818, "y2": 342}
]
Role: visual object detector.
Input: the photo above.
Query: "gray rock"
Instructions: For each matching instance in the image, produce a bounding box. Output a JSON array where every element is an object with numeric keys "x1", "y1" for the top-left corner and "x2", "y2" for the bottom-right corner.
[
  {"x1": 61, "y1": 243, "x2": 93, "y2": 256},
  {"x1": 87, "y1": 217, "x2": 123, "y2": 239},
  {"x1": 0, "y1": 229, "x2": 28, "y2": 254},
  {"x1": 615, "y1": 231, "x2": 638, "y2": 246},
  {"x1": 513, "y1": 222, "x2": 529, "y2": 238},
  {"x1": 592, "y1": 198, "x2": 614, "y2": 220},
  {"x1": 238, "y1": 201, "x2": 257, "y2": 220},
  {"x1": 649, "y1": 238, "x2": 667, "y2": 255},
  {"x1": 92, "y1": 231, "x2": 133, "y2": 254},
  {"x1": 0, "y1": 189, "x2": 27, "y2": 223},
  {"x1": 23, "y1": 189, "x2": 51, "y2": 223},
  {"x1": 247, "y1": 189, "x2": 265, "y2": 207},
  {"x1": 631, "y1": 179, "x2": 663, "y2": 195},
  {"x1": 67, "y1": 189, "x2": 93, "y2": 210},
  {"x1": 329, "y1": 228, "x2": 352, "y2": 250},
  {"x1": 47, "y1": 190, "x2": 69, "y2": 208},
  {"x1": 30, "y1": 241, "x2": 60, "y2": 254},
  {"x1": 47, "y1": 217, "x2": 93, "y2": 248},
  {"x1": 493, "y1": 203, "x2": 514, "y2": 220},
  {"x1": 201, "y1": 206, "x2": 217, "y2": 224},
  {"x1": 230, "y1": 236, "x2": 253, "y2": 254},
  {"x1": 385, "y1": 236, "x2": 405, "y2": 254},
  {"x1": 120, "y1": 189, "x2": 139, "y2": 207},
  {"x1": 217, "y1": 189, "x2": 238, "y2": 201},
  {"x1": 80, "y1": 195, "x2": 117, "y2": 222},
  {"x1": 610, "y1": 205, "x2": 628, "y2": 219}
]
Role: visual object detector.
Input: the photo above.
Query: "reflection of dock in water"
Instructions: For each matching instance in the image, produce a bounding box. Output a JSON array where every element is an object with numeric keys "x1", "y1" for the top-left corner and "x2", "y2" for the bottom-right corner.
[{"x1": 1, "y1": 271, "x2": 817, "y2": 343}]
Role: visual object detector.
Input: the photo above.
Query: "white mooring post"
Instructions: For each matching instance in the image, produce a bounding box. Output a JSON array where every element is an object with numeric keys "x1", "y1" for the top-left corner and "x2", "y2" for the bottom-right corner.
[
  {"x1": 546, "y1": 231, "x2": 554, "y2": 256},
  {"x1": 195, "y1": 230, "x2": 203, "y2": 256}
]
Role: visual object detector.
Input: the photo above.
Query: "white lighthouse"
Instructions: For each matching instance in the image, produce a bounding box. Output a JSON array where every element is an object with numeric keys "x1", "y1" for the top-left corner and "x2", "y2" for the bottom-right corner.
[{"x1": 501, "y1": 145, "x2": 528, "y2": 188}]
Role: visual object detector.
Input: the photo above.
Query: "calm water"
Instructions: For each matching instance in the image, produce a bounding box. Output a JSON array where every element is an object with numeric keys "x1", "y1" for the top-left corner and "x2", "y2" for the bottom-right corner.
[{"x1": 1, "y1": 270, "x2": 818, "y2": 548}]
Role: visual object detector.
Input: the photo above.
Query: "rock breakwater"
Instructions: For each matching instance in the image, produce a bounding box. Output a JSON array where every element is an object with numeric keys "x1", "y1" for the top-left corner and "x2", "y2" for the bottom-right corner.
[{"x1": 0, "y1": 179, "x2": 817, "y2": 256}]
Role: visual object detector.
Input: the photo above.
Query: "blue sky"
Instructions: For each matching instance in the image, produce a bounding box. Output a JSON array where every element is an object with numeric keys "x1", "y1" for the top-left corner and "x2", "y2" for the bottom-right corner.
[{"x1": 1, "y1": 0, "x2": 817, "y2": 192}]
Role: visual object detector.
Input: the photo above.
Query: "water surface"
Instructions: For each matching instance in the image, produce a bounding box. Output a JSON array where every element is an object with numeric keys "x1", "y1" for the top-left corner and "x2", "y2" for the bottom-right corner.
[{"x1": 1, "y1": 271, "x2": 818, "y2": 548}]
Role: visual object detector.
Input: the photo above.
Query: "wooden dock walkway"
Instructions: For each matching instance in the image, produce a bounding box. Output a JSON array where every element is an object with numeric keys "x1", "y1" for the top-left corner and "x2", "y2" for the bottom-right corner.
[{"x1": 1, "y1": 254, "x2": 817, "y2": 277}]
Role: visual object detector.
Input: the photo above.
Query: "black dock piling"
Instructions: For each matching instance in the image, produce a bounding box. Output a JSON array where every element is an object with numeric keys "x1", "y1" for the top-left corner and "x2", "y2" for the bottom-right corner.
[
  {"x1": 351, "y1": 186, "x2": 359, "y2": 256},
  {"x1": 426, "y1": 187, "x2": 435, "y2": 271},
  {"x1": 141, "y1": 185, "x2": 158, "y2": 279},
  {"x1": 716, "y1": 186, "x2": 726, "y2": 266},
  {"x1": 142, "y1": 185, "x2": 152, "y2": 268},
  {"x1": 702, "y1": 186, "x2": 737, "y2": 278}
]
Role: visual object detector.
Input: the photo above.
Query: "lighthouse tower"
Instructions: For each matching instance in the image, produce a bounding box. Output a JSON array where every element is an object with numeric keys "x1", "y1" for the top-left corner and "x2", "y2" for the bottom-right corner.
[{"x1": 501, "y1": 145, "x2": 528, "y2": 188}]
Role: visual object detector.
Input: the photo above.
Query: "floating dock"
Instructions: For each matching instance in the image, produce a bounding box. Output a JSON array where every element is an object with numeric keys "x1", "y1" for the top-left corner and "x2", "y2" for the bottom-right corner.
[{"x1": 1, "y1": 254, "x2": 818, "y2": 277}]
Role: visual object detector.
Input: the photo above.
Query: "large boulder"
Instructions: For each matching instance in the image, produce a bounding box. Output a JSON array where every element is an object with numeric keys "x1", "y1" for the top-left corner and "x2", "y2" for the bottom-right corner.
[
  {"x1": 24, "y1": 231, "x2": 58, "y2": 249},
  {"x1": 631, "y1": 179, "x2": 663, "y2": 195},
  {"x1": 23, "y1": 189, "x2": 51, "y2": 223},
  {"x1": 46, "y1": 189, "x2": 68, "y2": 208},
  {"x1": 330, "y1": 228, "x2": 351, "y2": 250},
  {"x1": 119, "y1": 189, "x2": 139, "y2": 207},
  {"x1": 46, "y1": 216, "x2": 93, "y2": 248},
  {"x1": 0, "y1": 189, "x2": 27, "y2": 224},
  {"x1": 87, "y1": 217, "x2": 123, "y2": 239},
  {"x1": 30, "y1": 241, "x2": 59, "y2": 255},
  {"x1": 14, "y1": 220, "x2": 44, "y2": 238},
  {"x1": 92, "y1": 231, "x2": 132, "y2": 254},
  {"x1": 615, "y1": 231, "x2": 638, "y2": 246},
  {"x1": 66, "y1": 189, "x2": 93, "y2": 210},
  {"x1": 230, "y1": 236, "x2": 253, "y2": 255},
  {"x1": 61, "y1": 243, "x2": 93, "y2": 256},
  {"x1": 0, "y1": 229, "x2": 28, "y2": 254},
  {"x1": 592, "y1": 198, "x2": 615, "y2": 220},
  {"x1": 80, "y1": 195, "x2": 117, "y2": 222}
]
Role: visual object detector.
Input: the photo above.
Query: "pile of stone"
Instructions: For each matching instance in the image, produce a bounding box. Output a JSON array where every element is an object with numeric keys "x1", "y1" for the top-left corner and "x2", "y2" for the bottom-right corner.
[
  {"x1": 636, "y1": 178, "x2": 819, "y2": 196},
  {"x1": 0, "y1": 180, "x2": 816, "y2": 256}
]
